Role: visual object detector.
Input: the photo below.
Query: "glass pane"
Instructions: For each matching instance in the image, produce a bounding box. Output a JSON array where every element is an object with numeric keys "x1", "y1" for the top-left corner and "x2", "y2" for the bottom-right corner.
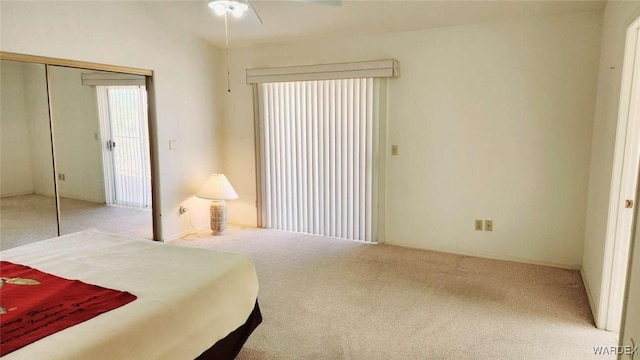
[
  {"x1": 0, "y1": 60, "x2": 58, "y2": 250},
  {"x1": 103, "y1": 86, "x2": 151, "y2": 209},
  {"x1": 49, "y1": 66, "x2": 152, "y2": 239}
]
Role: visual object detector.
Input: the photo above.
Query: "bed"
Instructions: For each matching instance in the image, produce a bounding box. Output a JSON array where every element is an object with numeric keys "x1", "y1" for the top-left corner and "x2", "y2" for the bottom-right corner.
[{"x1": 0, "y1": 230, "x2": 261, "y2": 359}]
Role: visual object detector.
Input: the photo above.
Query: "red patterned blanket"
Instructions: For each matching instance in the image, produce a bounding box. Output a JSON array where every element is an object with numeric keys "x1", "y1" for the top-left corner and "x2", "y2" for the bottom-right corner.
[{"x1": 0, "y1": 261, "x2": 136, "y2": 356}]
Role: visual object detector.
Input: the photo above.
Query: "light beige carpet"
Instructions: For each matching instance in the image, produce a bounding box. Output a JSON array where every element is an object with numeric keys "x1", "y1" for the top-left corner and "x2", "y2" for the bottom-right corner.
[
  {"x1": 0, "y1": 194, "x2": 152, "y2": 250},
  {"x1": 172, "y1": 228, "x2": 618, "y2": 360}
]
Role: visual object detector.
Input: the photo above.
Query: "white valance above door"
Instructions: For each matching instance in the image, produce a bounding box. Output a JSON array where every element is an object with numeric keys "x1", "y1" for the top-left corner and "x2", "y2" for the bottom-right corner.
[{"x1": 246, "y1": 59, "x2": 399, "y2": 84}]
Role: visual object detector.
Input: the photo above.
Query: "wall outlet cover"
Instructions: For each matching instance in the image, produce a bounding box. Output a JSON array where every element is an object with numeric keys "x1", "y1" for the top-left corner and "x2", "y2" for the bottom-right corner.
[{"x1": 475, "y1": 220, "x2": 483, "y2": 231}]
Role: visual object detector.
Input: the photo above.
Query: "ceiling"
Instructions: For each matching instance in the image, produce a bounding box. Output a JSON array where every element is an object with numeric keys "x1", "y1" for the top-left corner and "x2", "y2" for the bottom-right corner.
[{"x1": 142, "y1": 0, "x2": 607, "y2": 48}]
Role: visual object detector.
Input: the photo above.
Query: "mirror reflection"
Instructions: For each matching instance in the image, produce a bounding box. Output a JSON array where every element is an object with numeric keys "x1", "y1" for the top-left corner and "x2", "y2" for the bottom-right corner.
[
  {"x1": 0, "y1": 60, "x2": 57, "y2": 249},
  {"x1": 0, "y1": 60, "x2": 154, "y2": 250},
  {"x1": 49, "y1": 66, "x2": 152, "y2": 238}
]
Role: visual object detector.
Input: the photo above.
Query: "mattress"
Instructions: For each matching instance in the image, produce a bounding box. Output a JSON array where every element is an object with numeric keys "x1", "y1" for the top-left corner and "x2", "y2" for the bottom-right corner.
[{"x1": 0, "y1": 230, "x2": 259, "y2": 359}]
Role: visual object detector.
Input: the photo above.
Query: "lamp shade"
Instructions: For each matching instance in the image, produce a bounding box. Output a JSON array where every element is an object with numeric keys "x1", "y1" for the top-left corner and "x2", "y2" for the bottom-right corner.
[{"x1": 196, "y1": 174, "x2": 238, "y2": 200}]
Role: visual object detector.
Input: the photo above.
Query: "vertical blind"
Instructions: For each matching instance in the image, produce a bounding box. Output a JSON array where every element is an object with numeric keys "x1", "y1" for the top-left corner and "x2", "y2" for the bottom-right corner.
[
  {"x1": 96, "y1": 86, "x2": 152, "y2": 210},
  {"x1": 257, "y1": 78, "x2": 377, "y2": 242}
]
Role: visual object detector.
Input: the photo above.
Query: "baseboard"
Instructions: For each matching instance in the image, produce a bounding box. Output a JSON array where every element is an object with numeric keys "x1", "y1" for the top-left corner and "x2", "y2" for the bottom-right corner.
[
  {"x1": 388, "y1": 242, "x2": 582, "y2": 270},
  {"x1": 170, "y1": 223, "x2": 210, "y2": 242},
  {"x1": 580, "y1": 267, "x2": 601, "y2": 328},
  {"x1": 33, "y1": 190, "x2": 55, "y2": 197},
  {"x1": 22, "y1": 192, "x2": 106, "y2": 204},
  {"x1": 1, "y1": 191, "x2": 35, "y2": 198},
  {"x1": 59, "y1": 195, "x2": 105, "y2": 204}
]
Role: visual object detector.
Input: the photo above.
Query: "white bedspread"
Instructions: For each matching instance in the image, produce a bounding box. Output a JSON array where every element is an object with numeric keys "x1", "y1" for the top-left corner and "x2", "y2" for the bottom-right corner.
[{"x1": 0, "y1": 230, "x2": 259, "y2": 360}]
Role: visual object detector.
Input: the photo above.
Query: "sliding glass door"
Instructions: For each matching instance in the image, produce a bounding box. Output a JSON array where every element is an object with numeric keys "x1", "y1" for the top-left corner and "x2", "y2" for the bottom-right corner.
[
  {"x1": 49, "y1": 66, "x2": 154, "y2": 239},
  {"x1": 97, "y1": 85, "x2": 152, "y2": 210},
  {"x1": 255, "y1": 78, "x2": 380, "y2": 243}
]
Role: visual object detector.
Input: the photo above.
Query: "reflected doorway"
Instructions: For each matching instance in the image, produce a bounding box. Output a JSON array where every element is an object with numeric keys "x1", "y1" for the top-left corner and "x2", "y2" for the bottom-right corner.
[
  {"x1": 97, "y1": 85, "x2": 152, "y2": 210},
  {"x1": 50, "y1": 66, "x2": 154, "y2": 239}
]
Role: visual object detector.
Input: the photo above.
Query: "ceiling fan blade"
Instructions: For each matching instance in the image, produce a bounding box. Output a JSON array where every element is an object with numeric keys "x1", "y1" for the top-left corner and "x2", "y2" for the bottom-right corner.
[
  {"x1": 303, "y1": 0, "x2": 342, "y2": 6},
  {"x1": 245, "y1": 0, "x2": 264, "y2": 24}
]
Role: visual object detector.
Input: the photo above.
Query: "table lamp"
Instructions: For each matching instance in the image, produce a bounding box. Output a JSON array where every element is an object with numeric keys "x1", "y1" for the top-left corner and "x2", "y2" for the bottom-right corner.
[{"x1": 196, "y1": 174, "x2": 238, "y2": 235}]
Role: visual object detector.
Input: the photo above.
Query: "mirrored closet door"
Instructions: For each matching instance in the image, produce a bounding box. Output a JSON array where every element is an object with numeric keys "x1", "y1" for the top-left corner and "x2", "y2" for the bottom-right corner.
[
  {"x1": 0, "y1": 54, "x2": 157, "y2": 250},
  {"x1": 0, "y1": 60, "x2": 58, "y2": 249}
]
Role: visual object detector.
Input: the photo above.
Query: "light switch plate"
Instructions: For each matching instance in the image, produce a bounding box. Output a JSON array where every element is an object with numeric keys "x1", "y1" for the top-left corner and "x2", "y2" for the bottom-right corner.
[
  {"x1": 391, "y1": 145, "x2": 398, "y2": 156},
  {"x1": 169, "y1": 140, "x2": 177, "y2": 150},
  {"x1": 485, "y1": 220, "x2": 493, "y2": 231}
]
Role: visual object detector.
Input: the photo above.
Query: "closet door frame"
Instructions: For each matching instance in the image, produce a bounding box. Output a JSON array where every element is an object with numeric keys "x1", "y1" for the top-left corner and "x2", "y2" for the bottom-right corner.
[{"x1": 0, "y1": 51, "x2": 160, "y2": 241}]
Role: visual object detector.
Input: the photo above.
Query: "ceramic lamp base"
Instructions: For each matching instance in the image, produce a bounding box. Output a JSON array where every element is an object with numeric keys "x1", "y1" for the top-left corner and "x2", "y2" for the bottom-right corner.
[{"x1": 209, "y1": 200, "x2": 227, "y2": 235}]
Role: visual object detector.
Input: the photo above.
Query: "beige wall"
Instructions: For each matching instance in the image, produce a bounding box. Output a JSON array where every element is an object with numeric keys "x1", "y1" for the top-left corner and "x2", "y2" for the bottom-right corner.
[
  {"x1": 23, "y1": 63, "x2": 56, "y2": 197},
  {"x1": 49, "y1": 66, "x2": 105, "y2": 203},
  {"x1": 223, "y1": 11, "x2": 602, "y2": 268},
  {"x1": 0, "y1": 61, "x2": 58, "y2": 199},
  {"x1": 0, "y1": 1, "x2": 225, "y2": 239},
  {"x1": 581, "y1": 0, "x2": 640, "y2": 329},
  {"x1": 0, "y1": 61, "x2": 35, "y2": 197},
  {"x1": 0, "y1": 61, "x2": 57, "y2": 198}
]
